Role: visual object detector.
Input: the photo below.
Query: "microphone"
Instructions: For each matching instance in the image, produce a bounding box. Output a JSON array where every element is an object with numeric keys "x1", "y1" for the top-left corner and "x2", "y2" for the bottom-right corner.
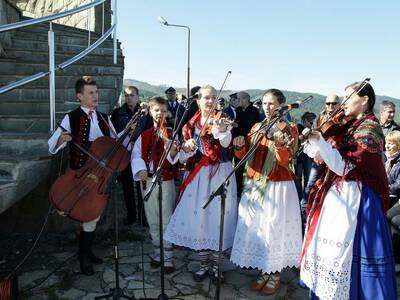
[
  {"x1": 279, "y1": 95, "x2": 314, "y2": 111},
  {"x1": 181, "y1": 93, "x2": 200, "y2": 105}
]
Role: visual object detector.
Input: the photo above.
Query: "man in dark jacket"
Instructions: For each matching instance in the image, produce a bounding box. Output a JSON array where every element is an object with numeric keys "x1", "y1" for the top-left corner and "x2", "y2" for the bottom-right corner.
[
  {"x1": 165, "y1": 87, "x2": 185, "y2": 132},
  {"x1": 380, "y1": 101, "x2": 400, "y2": 137},
  {"x1": 234, "y1": 91, "x2": 259, "y2": 197},
  {"x1": 111, "y1": 86, "x2": 149, "y2": 226}
]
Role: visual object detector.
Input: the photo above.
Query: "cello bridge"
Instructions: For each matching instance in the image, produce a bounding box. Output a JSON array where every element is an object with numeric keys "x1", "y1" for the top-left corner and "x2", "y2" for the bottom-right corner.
[{"x1": 87, "y1": 173, "x2": 99, "y2": 183}]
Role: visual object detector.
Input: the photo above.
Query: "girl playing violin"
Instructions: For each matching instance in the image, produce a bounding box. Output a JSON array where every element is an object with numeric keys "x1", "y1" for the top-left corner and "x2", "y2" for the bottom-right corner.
[
  {"x1": 230, "y1": 89, "x2": 302, "y2": 295},
  {"x1": 131, "y1": 96, "x2": 180, "y2": 274},
  {"x1": 164, "y1": 85, "x2": 238, "y2": 283},
  {"x1": 299, "y1": 81, "x2": 397, "y2": 299}
]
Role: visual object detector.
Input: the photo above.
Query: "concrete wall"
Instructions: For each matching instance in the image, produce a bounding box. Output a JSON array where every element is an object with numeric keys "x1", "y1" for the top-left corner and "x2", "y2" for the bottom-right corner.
[{"x1": 10, "y1": 0, "x2": 111, "y2": 33}]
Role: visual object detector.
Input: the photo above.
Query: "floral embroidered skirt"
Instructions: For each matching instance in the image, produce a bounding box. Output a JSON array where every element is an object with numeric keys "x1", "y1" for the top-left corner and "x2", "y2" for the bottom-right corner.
[
  {"x1": 164, "y1": 162, "x2": 237, "y2": 251},
  {"x1": 230, "y1": 180, "x2": 302, "y2": 274},
  {"x1": 301, "y1": 183, "x2": 397, "y2": 300}
]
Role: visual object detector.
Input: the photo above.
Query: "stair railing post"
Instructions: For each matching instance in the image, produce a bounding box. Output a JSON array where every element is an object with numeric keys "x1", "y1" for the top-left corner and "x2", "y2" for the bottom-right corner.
[
  {"x1": 112, "y1": 0, "x2": 117, "y2": 64},
  {"x1": 102, "y1": 2, "x2": 105, "y2": 35},
  {"x1": 48, "y1": 22, "x2": 56, "y2": 133},
  {"x1": 87, "y1": 6, "x2": 91, "y2": 47}
]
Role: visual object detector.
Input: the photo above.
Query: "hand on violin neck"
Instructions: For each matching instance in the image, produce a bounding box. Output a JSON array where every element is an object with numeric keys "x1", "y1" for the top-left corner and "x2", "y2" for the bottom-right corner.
[
  {"x1": 233, "y1": 136, "x2": 245, "y2": 150},
  {"x1": 273, "y1": 132, "x2": 287, "y2": 147},
  {"x1": 302, "y1": 128, "x2": 321, "y2": 142},
  {"x1": 183, "y1": 139, "x2": 197, "y2": 153},
  {"x1": 138, "y1": 170, "x2": 148, "y2": 181},
  {"x1": 166, "y1": 140, "x2": 179, "y2": 158},
  {"x1": 213, "y1": 120, "x2": 228, "y2": 133}
]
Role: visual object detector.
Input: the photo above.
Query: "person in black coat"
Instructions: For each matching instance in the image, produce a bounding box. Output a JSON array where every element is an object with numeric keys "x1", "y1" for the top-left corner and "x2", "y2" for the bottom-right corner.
[
  {"x1": 165, "y1": 87, "x2": 185, "y2": 133},
  {"x1": 111, "y1": 86, "x2": 149, "y2": 226},
  {"x1": 234, "y1": 91, "x2": 259, "y2": 197},
  {"x1": 385, "y1": 130, "x2": 400, "y2": 272}
]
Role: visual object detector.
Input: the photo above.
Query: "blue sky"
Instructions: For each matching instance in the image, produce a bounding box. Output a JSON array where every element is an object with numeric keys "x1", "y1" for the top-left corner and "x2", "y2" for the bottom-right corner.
[{"x1": 117, "y1": 1, "x2": 399, "y2": 98}]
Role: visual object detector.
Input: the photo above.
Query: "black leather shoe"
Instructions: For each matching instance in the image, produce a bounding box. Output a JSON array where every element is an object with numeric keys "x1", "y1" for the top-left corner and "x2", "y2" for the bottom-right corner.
[
  {"x1": 90, "y1": 252, "x2": 103, "y2": 265},
  {"x1": 79, "y1": 254, "x2": 94, "y2": 276}
]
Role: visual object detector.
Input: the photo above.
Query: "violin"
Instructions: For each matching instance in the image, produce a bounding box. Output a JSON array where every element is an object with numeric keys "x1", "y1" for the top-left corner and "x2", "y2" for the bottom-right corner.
[
  {"x1": 317, "y1": 109, "x2": 355, "y2": 139},
  {"x1": 49, "y1": 110, "x2": 145, "y2": 222},
  {"x1": 202, "y1": 111, "x2": 237, "y2": 135},
  {"x1": 299, "y1": 78, "x2": 370, "y2": 149}
]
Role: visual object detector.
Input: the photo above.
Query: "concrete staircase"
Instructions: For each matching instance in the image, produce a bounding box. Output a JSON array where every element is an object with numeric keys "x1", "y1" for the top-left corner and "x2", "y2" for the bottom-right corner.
[{"x1": 0, "y1": 19, "x2": 124, "y2": 214}]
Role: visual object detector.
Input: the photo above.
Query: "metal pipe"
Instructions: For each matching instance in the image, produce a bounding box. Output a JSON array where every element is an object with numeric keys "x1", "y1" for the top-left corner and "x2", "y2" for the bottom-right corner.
[
  {"x1": 113, "y1": 0, "x2": 118, "y2": 64},
  {"x1": 158, "y1": 17, "x2": 191, "y2": 98},
  {"x1": 48, "y1": 23, "x2": 56, "y2": 133},
  {"x1": 102, "y1": 2, "x2": 105, "y2": 35},
  {"x1": 87, "y1": 7, "x2": 91, "y2": 47},
  {"x1": 0, "y1": 0, "x2": 106, "y2": 33},
  {"x1": 58, "y1": 25, "x2": 114, "y2": 70},
  {"x1": 0, "y1": 72, "x2": 49, "y2": 95}
]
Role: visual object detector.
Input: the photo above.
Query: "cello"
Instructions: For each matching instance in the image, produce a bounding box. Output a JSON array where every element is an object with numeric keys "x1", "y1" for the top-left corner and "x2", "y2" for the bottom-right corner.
[{"x1": 49, "y1": 110, "x2": 145, "y2": 222}]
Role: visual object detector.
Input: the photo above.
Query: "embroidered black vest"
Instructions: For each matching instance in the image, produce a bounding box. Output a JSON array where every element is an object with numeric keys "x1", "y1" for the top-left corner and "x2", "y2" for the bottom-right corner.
[{"x1": 68, "y1": 107, "x2": 110, "y2": 170}]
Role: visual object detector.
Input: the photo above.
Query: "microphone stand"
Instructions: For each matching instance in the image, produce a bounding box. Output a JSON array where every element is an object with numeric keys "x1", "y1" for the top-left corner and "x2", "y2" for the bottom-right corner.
[
  {"x1": 95, "y1": 119, "x2": 148, "y2": 300},
  {"x1": 96, "y1": 153, "x2": 137, "y2": 300},
  {"x1": 142, "y1": 97, "x2": 197, "y2": 300},
  {"x1": 202, "y1": 109, "x2": 288, "y2": 300}
]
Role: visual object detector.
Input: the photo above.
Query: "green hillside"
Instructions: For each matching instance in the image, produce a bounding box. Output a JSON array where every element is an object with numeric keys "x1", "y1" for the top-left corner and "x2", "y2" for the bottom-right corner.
[{"x1": 124, "y1": 79, "x2": 400, "y2": 122}]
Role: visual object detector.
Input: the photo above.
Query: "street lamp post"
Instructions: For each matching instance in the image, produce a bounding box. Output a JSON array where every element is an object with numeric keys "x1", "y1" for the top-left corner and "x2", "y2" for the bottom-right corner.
[{"x1": 157, "y1": 16, "x2": 190, "y2": 98}]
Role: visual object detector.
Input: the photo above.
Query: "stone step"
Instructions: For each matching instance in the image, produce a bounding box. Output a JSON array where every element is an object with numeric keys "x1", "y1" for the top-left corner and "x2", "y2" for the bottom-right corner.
[
  {"x1": 0, "y1": 86, "x2": 119, "y2": 102},
  {"x1": 0, "y1": 155, "x2": 53, "y2": 214},
  {"x1": 0, "y1": 114, "x2": 62, "y2": 133},
  {"x1": 0, "y1": 75, "x2": 121, "y2": 89},
  {"x1": 14, "y1": 30, "x2": 117, "y2": 49},
  {"x1": 0, "y1": 100, "x2": 112, "y2": 116},
  {"x1": 16, "y1": 22, "x2": 103, "y2": 39},
  {"x1": 9, "y1": 39, "x2": 122, "y2": 56},
  {"x1": 0, "y1": 161, "x2": 15, "y2": 181},
  {"x1": 0, "y1": 133, "x2": 49, "y2": 157},
  {"x1": 3, "y1": 49, "x2": 119, "y2": 66},
  {"x1": 0, "y1": 61, "x2": 124, "y2": 76}
]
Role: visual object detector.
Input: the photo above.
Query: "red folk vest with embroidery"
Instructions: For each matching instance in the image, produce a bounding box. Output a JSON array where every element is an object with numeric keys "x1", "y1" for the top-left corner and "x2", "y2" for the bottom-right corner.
[{"x1": 140, "y1": 127, "x2": 179, "y2": 181}]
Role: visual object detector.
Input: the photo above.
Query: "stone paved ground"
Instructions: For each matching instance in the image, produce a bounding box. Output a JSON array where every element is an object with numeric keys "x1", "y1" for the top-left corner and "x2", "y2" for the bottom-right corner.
[{"x1": 1, "y1": 224, "x2": 400, "y2": 300}]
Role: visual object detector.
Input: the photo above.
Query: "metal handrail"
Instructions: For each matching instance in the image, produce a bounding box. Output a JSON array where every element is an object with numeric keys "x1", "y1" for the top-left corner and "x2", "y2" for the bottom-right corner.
[
  {"x1": 0, "y1": 0, "x2": 106, "y2": 33},
  {"x1": 0, "y1": 72, "x2": 49, "y2": 95},
  {"x1": 0, "y1": 0, "x2": 118, "y2": 132},
  {"x1": 0, "y1": 25, "x2": 115, "y2": 95},
  {"x1": 59, "y1": 25, "x2": 114, "y2": 70}
]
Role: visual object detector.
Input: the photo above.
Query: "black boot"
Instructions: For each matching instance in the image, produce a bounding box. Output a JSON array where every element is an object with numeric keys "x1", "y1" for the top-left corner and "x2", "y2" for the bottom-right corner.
[
  {"x1": 78, "y1": 231, "x2": 94, "y2": 276},
  {"x1": 85, "y1": 231, "x2": 103, "y2": 265}
]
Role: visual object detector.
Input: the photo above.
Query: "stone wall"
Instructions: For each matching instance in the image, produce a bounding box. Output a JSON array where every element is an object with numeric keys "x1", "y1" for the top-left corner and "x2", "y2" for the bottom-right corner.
[
  {"x1": 0, "y1": 0, "x2": 21, "y2": 51},
  {"x1": 10, "y1": 0, "x2": 111, "y2": 33}
]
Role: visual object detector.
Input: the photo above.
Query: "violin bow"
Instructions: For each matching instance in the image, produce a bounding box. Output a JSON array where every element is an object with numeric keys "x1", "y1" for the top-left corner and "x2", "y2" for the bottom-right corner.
[{"x1": 194, "y1": 71, "x2": 232, "y2": 144}]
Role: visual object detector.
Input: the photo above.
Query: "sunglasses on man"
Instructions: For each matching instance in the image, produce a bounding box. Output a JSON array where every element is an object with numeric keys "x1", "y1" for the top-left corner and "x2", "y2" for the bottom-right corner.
[{"x1": 326, "y1": 102, "x2": 338, "y2": 106}]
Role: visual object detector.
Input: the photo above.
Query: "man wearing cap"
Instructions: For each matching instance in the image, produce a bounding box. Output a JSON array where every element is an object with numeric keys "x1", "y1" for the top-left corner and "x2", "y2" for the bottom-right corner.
[
  {"x1": 216, "y1": 97, "x2": 226, "y2": 111},
  {"x1": 165, "y1": 87, "x2": 185, "y2": 131}
]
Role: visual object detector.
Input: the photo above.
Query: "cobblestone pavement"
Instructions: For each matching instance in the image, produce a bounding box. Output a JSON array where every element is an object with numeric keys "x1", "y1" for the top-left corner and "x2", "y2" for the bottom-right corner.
[{"x1": 1, "y1": 224, "x2": 400, "y2": 300}]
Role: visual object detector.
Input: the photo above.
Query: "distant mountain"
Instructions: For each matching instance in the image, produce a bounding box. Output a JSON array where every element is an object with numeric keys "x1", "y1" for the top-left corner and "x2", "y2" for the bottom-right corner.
[{"x1": 124, "y1": 78, "x2": 400, "y2": 122}]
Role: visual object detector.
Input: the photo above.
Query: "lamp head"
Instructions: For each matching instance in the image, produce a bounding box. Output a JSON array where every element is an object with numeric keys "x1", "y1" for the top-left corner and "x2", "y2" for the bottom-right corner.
[{"x1": 157, "y1": 16, "x2": 168, "y2": 26}]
